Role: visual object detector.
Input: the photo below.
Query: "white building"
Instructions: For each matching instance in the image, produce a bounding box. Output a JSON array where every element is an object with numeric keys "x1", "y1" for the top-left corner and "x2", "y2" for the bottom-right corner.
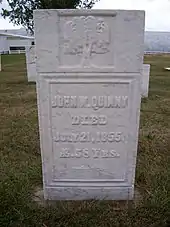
[{"x1": 0, "y1": 28, "x2": 34, "y2": 54}]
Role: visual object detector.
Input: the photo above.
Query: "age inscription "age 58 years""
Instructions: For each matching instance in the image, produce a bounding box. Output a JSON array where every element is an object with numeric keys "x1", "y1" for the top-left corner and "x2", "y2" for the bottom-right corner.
[{"x1": 60, "y1": 148, "x2": 120, "y2": 159}]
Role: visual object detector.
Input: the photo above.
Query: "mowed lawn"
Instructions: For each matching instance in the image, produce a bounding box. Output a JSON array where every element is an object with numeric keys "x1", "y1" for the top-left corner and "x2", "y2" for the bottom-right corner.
[{"x1": 0, "y1": 54, "x2": 169, "y2": 227}]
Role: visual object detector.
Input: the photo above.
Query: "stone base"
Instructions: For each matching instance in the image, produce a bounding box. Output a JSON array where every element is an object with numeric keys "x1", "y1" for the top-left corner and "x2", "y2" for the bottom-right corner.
[
  {"x1": 44, "y1": 186, "x2": 134, "y2": 200},
  {"x1": 32, "y1": 186, "x2": 142, "y2": 208}
]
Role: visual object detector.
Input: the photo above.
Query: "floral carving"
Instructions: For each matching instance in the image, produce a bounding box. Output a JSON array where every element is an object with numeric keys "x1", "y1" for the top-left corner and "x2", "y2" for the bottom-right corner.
[{"x1": 63, "y1": 16, "x2": 110, "y2": 67}]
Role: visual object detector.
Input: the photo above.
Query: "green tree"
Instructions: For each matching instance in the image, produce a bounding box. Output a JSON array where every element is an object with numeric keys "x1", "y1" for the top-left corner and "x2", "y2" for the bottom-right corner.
[{"x1": 1, "y1": 0, "x2": 99, "y2": 34}]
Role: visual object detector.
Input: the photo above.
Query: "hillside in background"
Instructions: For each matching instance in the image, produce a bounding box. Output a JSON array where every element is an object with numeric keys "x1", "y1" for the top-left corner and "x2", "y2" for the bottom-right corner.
[
  {"x1": 0, "y1": 28, "x2": 32, "y2": 36},
  {"x1": 145, "y1": 31, "x2": 170, "y2": 52}
]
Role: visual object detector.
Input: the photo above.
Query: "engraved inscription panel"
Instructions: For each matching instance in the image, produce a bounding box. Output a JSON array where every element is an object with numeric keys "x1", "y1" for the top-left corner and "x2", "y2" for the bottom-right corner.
[
  {"x1": 50, "y1": 82, "x2": 130, "y2": 181},
  {"x1": 59, "y1": 16, "x2": 115, "y2": 68}
]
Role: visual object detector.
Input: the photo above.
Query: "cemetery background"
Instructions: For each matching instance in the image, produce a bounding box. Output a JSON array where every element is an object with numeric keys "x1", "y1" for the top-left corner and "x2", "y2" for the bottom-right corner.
[{"x1": 0, "y1": 53, "x2": 169, "y2": 226}]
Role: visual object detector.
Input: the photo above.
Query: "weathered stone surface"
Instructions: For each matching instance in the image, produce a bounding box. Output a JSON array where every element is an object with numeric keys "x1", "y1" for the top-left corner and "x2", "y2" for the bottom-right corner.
[
  {"x1": 25, "y1": 45, "x2": 36, "y2": 82},
  {"x1": 142, "y1": 64, "x2": 150, "y2": 97},
  {"x1": 34, "y1": 9, "x2": 145, "y2": 200}
]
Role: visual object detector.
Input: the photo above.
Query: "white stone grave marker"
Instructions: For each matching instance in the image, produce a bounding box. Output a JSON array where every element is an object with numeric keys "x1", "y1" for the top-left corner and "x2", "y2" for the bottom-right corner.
[
  {"x1": 34, "y1": 9, "x2": 145, "y2": 200},
  {"x1": 25, "y1": 45, "x2": 36, "y2": 82},
  {"x1": 142, "y1": 64, "x2": 150, "y2": 97}
]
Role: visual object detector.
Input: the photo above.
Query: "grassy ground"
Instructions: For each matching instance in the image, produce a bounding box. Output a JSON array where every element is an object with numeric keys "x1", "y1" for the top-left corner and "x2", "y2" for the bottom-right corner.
[{"x1": 0, "y1": 54, "x2": 169, "y2": 227}]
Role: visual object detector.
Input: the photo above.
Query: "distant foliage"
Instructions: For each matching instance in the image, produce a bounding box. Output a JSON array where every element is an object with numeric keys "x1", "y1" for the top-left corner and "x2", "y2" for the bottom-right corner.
[{"x1": 1, "y1": 0, "x2": 100, "y2": 34}]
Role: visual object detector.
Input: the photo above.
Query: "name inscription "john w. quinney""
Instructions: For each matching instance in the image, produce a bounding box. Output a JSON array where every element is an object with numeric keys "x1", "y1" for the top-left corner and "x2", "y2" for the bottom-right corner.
[{"x1": 52, "y1": 95, "x2": 128, "y2": 109}]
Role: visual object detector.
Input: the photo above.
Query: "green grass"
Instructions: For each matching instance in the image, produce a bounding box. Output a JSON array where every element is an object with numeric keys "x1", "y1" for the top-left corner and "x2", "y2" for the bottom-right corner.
[{"x1": 0, "y1": 54, "x2": 170, "y2": 227}]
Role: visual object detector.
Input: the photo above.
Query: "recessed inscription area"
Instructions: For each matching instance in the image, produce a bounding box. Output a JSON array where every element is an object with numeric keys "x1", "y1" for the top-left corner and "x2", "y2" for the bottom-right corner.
[{"x1": 50, "y1": 82, "x2": 130, "y2": 180}]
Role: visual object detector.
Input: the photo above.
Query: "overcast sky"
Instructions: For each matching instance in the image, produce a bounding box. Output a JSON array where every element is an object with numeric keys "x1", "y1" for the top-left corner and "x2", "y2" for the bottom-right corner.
[{"x1": 0, "y1": 0, "x2": 170, "y2": 31}]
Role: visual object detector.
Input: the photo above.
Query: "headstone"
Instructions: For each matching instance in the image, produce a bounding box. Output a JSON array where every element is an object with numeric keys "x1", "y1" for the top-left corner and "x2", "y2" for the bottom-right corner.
[
  {"x1": 34, "y1": 9, "x2": 145, "y2": 200},
  {"x1": 141, "y1": 64, "x2": 150, "y2": 97},
  {"x1": 25, "y1": 45, "x2": 36, "y2": 82}
]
